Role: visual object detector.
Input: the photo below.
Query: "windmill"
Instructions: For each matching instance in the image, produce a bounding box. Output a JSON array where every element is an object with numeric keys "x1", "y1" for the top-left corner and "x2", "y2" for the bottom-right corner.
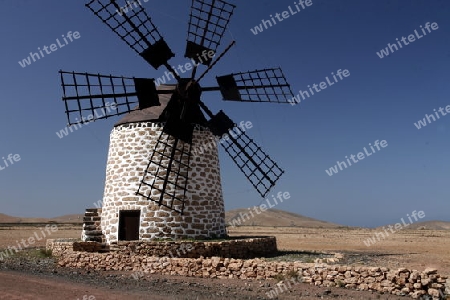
[{"x1": 59, "y1": 0, "x2": 294, "y2": 244}]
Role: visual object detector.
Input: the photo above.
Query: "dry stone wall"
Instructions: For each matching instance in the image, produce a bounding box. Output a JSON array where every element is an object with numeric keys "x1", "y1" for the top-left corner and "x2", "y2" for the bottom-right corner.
[
  {"x1": 55, "y1": 253, "x2": 447, "y2": 299},
  {"x1": 47, "y1": 239, "x2": 447, "y2": 299},
  {"x1": 46, "y1": 239, "x2": 78, "y2": 257},
  {"x1": 99, "y1": 122, "x2": 226, "y2": 243}
]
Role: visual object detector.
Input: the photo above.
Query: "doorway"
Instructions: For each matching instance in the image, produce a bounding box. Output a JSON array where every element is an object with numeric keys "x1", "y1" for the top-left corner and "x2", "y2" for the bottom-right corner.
[{"x1": 118, "y1": 210, "x2": 140, "y2": 241}]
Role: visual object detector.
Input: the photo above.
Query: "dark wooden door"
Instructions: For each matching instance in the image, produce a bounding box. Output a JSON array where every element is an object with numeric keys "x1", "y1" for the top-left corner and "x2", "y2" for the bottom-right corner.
[{"x1": 118, "y1": 210, "x2": 140, "y2": 241}]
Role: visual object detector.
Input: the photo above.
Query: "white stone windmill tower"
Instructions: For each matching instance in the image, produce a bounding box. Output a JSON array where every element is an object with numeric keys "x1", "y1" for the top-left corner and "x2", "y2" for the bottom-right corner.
[{"x1": 59, "y1": 0, "x2": 294, "y2": 244}]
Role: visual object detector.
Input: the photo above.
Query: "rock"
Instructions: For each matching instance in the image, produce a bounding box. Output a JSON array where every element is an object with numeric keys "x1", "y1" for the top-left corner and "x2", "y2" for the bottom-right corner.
[
  {"x1": 421, "y1": 278, "x2": 431, "y2": 286},
  {"x1": 359, "y1": 283, "x2": 369, "y2": 291},
  {"x1": 424, "y1": 268, "x2": 438, "y2": 275},
  {"x1": 411, "y1": 290, "x2": 427, "y2": 299},
  {"x1": 427, "y1": 288, "x2": 441, "y2": 297},
  {"x1": 334, "y1": 253, "x2": 344, "y2": 259}
]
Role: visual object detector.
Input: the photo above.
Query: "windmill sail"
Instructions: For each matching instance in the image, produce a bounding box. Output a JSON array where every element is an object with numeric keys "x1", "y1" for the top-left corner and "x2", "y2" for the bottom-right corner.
[
  {"x1": 185, "y1": 0, "x2": 236, "y2": 65},
  {"x1": 216, "y1": 68, "x2": 294, "y2": 103},
  {"x1": 220, "y1": 128, "x2": 284, "y2": 198},
  {"x1": 60, "y1": 71, "x2": 159, "y2": 126},
  {"x1": 205, "y1": 110, "x2": 284, "y2": 198},
  {"x1": 136, "y1": 130, "x2": 192, "y2": 214},
  {"x1": 85, "y1": 0, "x2": 174, "y2": 69}
]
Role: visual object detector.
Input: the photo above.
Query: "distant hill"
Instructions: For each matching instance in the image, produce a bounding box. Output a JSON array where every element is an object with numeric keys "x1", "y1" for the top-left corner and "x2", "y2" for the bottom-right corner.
[
  {"x1": 2, "y1": 210, "x2": 448, "y2": 230},
  {"x1": 371, "y1": 220, "x2": 450, "y2": 231},
  {"x1": 50, "y1": 214, "x2": 83, "y2": 223},
  {"x1": 397, "y1": 220, "x2": 450, "y2": 230},
  {"x1": 225, "y1": 208, "x2": 344, "y2": 228},
  {"x1": 0, "y1": 213, "x2": 83, "y2": 223},
  {"x1": 0, "y1": 210, "x2": 345, "y2": 227},
  {"x1": 0, "y1": 213, "x2": 21, "y2": 223}
]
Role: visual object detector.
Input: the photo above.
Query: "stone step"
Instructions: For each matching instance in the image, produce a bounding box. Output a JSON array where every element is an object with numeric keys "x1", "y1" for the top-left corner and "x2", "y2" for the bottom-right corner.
[
  {"x1": 83, "y1": 216, "x2": 101, "y2": 222},
  {"x1": 85, "y1": 212, "x2": 99, "y2": 217},
  {"x1": 83, "y1": 237, "x2": 103, "y2": 243},
  {"x1": 82, "y1": 221, "x2": 100, "y2": 226},
  {"x1": 83, "y1": 225, "x2": 99, "y2": 231},
  {"x1": 82, "y1": 208, "x2": 103, "y2": 243},
  {"x1": 108, "y1": 245, "x2": 120, "y2": 251},
  {"x1": 84, "y1": 230, "x2": 103, "y2": 236}
]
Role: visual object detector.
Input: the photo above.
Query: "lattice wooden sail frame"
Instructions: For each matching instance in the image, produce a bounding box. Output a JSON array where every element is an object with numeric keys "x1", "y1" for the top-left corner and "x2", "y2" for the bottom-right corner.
[
  {"x1": 221, "y1": 128, "x2": 284, "y2": 198},
  {"x1": 60, "y1": 71, "x2": 159, "y2": 126},
  {"x1": 136, "y1": 131, "x2": 192, "y2": 214},
  {"x1": 185, "y1": 0, "x2": 236, "y2": 65},
  {"x1": 86, "y1": 0, "x2": 175, "y2": 70},
  {"x1": 216, "y1": 68, "x2": 294, "y2": 103}
]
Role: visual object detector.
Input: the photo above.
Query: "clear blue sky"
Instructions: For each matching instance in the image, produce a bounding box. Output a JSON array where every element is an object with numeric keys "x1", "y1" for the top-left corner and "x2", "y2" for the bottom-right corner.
[{"x1": 1, "y1": 0, "x2": 449, "y2": 227}]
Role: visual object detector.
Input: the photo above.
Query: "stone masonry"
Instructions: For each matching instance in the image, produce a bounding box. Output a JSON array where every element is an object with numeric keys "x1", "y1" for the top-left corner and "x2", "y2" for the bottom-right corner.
[
  {"x1": 48, "y1": 237, "x2": 278, "y2": 259},
  {"x1": 81, "y1": 208, "x2": 103, "y2": 243},
  {"x1": 98, "y1": 122, "x2": 226, "y2": 244}
]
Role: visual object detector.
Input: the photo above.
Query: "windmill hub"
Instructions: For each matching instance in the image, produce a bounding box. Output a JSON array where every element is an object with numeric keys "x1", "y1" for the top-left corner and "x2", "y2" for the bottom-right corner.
[{"x1": 177, "y1": 79, "x2": 202, "y2": 102}]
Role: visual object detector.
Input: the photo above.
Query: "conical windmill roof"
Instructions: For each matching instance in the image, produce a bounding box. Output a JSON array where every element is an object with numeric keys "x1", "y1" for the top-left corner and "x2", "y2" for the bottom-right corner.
[{"x1": 114, "y1": 84, "x2": 175, "y2": 127}]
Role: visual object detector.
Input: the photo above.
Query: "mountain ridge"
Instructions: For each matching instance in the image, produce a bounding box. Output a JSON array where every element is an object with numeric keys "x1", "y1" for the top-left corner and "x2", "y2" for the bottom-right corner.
[{"x1": 0, "y1": 211, "x2": 448, "y2": 230}]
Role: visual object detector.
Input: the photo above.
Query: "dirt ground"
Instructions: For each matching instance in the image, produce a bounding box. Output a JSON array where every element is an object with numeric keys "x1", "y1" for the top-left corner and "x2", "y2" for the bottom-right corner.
[
  {"x1": 0, "y1": 271, "x2": 170, "y2": 300},
  {"x1": 0, "y1": 224, "x2": 449, "y2": 299},
  {"x1": 0, "y1": 268, "x2": 427, "y2": 300},
  {"x1": 0, "y1": 224, "x2": 81, "y2": 248},
  {"x1": 228, "y1": 226, "x2": 450, "y2": 275}
]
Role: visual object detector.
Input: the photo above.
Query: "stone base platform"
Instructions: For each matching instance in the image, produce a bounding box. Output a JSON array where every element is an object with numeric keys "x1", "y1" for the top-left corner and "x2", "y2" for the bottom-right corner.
[{"x1": 47, "y1": 236, "x2": 278, "y2": 259}]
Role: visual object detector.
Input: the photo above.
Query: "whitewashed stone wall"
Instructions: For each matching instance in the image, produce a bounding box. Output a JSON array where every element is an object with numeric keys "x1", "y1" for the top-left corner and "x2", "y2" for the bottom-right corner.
[{"x1": 100, "y1": 122, "x2": 226, "y2": 244}]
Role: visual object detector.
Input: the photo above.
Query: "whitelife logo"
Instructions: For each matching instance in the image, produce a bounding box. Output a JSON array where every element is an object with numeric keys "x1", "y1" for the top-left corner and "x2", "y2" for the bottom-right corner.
[
  {"x1": 0, "y1": 225, "x2": 58, "y2": 261},
  {"x1": 77, "y1": 296, "x2": 96, "y2": 300},
  {"x1": 413, "y1": 104, "x2": 450, "y2": 130},
  {"x1": 154, "y1": 50, "x2": 215, "y2": 86},
  {"x1": 228, "y1": 191, "x2": 291, "y2": 227},
  {"x1": 192, "y1": 121, "x2": 253, "y2": 156},
  {"x1": 250, "y1": 0, "x2": 313, "y2": 35},
  {"x1": 376, "y1": 22, "x2": 439, "y2": 59},
  {"x1": 131, "y1": 243, "x2": 195, "y2": 280},
  {"x1": 18, "y1": 31, "x2": 81, "y2": 68},
  {"x1": 55, "y1": 102, "x2": 117, "y2": 139},
  {"x1": 116, "y1": 0, "x2": 147, "y2": 16},
  {"x1": 325, "y1": 140, "x2": 388, "y2": 176},
  {"x1": 0, "y1": 154, "x2": 21, "y2": 172},
  {"x1": 363, "y1": 210, "x2": 425, "y2": 247},
  {"x1": 288, "y1": 69, "x2": 350, "y2": 106}
]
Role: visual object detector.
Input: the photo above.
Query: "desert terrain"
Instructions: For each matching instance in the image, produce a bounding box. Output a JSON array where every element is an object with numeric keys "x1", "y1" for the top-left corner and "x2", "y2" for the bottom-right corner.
[{"x1": 0, "y1": 210, "x2": 449, "y2": 299}]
